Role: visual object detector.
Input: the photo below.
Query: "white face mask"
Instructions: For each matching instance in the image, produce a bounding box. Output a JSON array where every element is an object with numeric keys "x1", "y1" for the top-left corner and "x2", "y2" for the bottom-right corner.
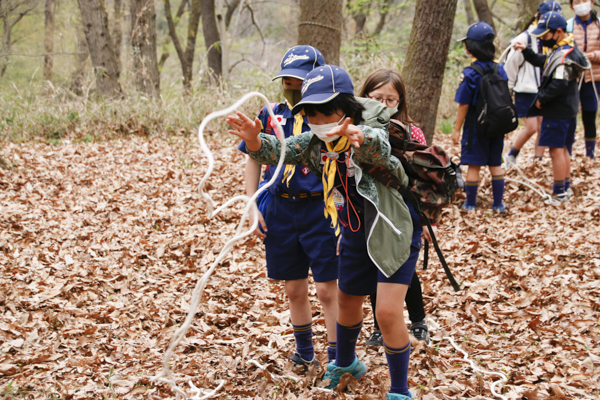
[
  {"x1": 574, "y1": 1, "x2": 592, "y2": 16},
  {"x1": 309, "y1": 114, "x2": 346, "y2": 143}
]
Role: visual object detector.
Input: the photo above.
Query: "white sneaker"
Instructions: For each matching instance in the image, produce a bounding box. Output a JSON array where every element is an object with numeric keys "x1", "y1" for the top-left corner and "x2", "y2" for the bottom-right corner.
[{"x1": 505, "y1": 154, "x2": 517, "y2": 170}]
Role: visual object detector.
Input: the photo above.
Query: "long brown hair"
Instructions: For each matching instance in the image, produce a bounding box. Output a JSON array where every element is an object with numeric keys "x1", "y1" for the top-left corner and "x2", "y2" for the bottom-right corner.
[{"x1": 359, "y1": 68, "x2": 414, "y2": 125}]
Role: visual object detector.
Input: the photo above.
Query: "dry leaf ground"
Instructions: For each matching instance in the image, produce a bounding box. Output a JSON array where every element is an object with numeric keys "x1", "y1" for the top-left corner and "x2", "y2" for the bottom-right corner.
[{"x1": 0, "y1": 127, "x2": 599, "y2": 399}]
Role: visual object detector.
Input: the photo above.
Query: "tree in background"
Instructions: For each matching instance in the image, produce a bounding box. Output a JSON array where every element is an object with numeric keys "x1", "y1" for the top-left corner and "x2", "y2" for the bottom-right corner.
[
  {"x1": 472, "y1": 0, "x2": 495, "y2": 33},
  {"x1": 517, "y1": 0, "x2": 538, "y2": 31},
  {"x1": 0, "y1": 0, "x2": 38, "y2": 79},
  {"x1": 402, "y1": 0, "x2": 458, "y2": 144},
  {"x1": 298, "y1": 0, "x2": 343, "y2": 65},
  {"x1": 164, "y1": 0, "x2": 202, "y2": 92},
  {"x1": 112, "y1": 0, "x2": 123, "y2": 75},
  {"x1": 70, "y1": 13, "x2": 90, "y2": 96},
  {"x1": 463, "y1": 0, "x2": 475, "y2": 26},
  {"x1": 201, "y1": 0, "x2": 222, "y2": 81},
  {"x1": 131, "y1": 0, "x2": 160, "y2": 98},
  {"x1": 44, "y1": 0, "x2": 56, "y2": 82},
  {"x1": 77, "y1": 0, "x2": 122, "y2": 98}
]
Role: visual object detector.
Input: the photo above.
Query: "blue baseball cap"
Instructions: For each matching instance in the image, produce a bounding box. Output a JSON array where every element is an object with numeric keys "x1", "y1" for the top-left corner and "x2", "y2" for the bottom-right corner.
[
  {"x1": 272, "y1": 45, "x2": 325, "y2": 81},
  {"x1": 291, "y1": 65, "x2": 354, "y2": 115},
  {"x1": 538, "y1": 1, "x2": 562, "y2": 15},
  {"x1": 458, "y1": 22, "x2": 495, "y2": 42},
  {"x1": 531, "y1": 11, "x2": 566, "y2": 37}
]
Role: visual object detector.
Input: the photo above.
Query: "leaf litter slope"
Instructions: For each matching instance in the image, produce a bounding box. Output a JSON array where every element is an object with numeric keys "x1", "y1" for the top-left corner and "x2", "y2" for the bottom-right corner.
[{"x1": 0, "y1": 130, "x2": 598, "y2": 400}]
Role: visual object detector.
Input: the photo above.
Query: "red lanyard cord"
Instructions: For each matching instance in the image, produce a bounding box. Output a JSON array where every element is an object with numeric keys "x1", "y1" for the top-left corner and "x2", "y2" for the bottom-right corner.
[{"x1": 335, "y1": 152, "x2": 361, "y2": 232}]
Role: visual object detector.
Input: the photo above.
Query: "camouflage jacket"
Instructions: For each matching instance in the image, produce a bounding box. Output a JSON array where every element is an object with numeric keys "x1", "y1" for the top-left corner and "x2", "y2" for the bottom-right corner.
[{"x1": 245, "y1": 97, "x2": 415, "y2": 277}]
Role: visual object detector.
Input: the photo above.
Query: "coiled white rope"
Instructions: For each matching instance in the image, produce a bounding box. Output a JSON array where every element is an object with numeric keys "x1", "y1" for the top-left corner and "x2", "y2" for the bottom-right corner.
[
  {"x1": 150, "y1": 92, "x2": 287, "y2": 399},
  {"x1": 428, "y1": 318, "x2": 509, "y2": 400}
]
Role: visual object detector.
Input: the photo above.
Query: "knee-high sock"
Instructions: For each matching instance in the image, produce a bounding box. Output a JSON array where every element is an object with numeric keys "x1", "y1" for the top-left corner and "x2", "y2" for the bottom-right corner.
[
  {"x1": 385, "y1": 341, "x2": 411, "y2": 396},
  {"x1": 327, "y1": 342, "x2": 336, "y2": 362},
  {"x1": 465, "y1": 181, "x2": 479, "y2": 207},
  {"x1": 508, "y1": 146, "x2": 520, "y2": 158},
  {"x1": 565, "y1": 177, "x2": 571, "y2": 191},
  {"x1": 335, "y1": 320, "x2": 363, "y2": 367},
  {"x1": 553, "y1": 180, "x2": 565, "y2": 195},
  {"x1": 491, "y1": 175, "x2": 505, "y2": 208},
  {"x1": 292, "y1": 322, "x2": 314, "y2": 361}
]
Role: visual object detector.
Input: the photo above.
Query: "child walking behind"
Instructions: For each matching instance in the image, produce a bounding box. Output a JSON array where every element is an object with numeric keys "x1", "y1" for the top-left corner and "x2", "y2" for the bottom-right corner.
[
  {"x1": 504, "y1": 2, "x2": 561, "y2": 167},
  {"x1": 237, "y1": 46, "x2": 339, "y2": 368},
  {"x1": 568, "y1": 0, "x2": 600, "y2": 160},
  {"x1": 359, "y1": 68, "x2": 431, "y2": 346},
  {"x1": 452, "y1": 22, "x2": 507, "y2": 212},
  {"x1": 228, "y1": 65, "x2": 419, "y2": 399},
  {"x1": 514, "y1": 11, "x2": 589, "y2": 202}
]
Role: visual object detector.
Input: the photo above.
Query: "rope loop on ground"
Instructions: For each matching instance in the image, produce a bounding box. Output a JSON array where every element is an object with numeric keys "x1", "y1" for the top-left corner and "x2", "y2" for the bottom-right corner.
[{"x1": 150, "y1": 92, "x2": 286, "y2": 399}]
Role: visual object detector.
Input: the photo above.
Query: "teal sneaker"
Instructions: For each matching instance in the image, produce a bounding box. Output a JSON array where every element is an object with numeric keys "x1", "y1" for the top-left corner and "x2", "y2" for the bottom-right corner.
[
  {"x1": 386, "y1": 391, "x2": 414, "y2": 399},
  {"x1": 322, "y1": 356, "x2": 367, "y2": 389},
  {"x1": 460, "y1": 202, "x2": 476, "y2": 211}
]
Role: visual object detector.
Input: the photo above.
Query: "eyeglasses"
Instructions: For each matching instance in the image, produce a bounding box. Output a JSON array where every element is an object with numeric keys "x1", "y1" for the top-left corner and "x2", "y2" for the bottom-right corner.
[{"x1": 368, "y1": 95, "x2": 400, "y2": 108}]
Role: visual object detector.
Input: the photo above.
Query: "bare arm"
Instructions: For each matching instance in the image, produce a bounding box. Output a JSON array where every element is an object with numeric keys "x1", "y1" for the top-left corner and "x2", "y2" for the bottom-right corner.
[{"x1": 452, "y1": 104, "x2": 469, "y2": 145}]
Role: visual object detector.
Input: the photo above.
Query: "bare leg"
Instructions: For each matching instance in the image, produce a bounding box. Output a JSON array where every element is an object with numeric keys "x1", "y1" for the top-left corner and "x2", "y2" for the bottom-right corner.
[
  {"x1": 549, "y1": 147, "x2": 566, "y2": 183},
  {"x1": 375, "y1": 282, "x2": 410, "y2": 348},
  {"x1": 337, "y1": 290, "x2": 364, "y2": 326},
  {"x1": 285, "y1": 278, "x2": 312, "y2": 326},
  {"x1": 512, "y1": 117, "x2": 538, "y2": 150},
  {"x1": 534, "y1": 116, "x2": 546, "y2": 158},
  {"x1": 466, "y1": 165, "x2": 481, "y2": 182},
  {"x1": 315, "y1": 280, "x2": 338, "y2": 343}
]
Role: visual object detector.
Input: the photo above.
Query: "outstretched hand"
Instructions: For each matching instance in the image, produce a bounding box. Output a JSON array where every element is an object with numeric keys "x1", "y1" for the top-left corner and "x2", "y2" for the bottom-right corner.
[
  {"x1": 226, "y1": 111, "x2": 262, "y2": 152},
  {"x1": 513, "y1": 41, "x2": 527, "y2": 51},
  {"x1": 327, "y1": 117, "x2": 365, "y2": 148}
]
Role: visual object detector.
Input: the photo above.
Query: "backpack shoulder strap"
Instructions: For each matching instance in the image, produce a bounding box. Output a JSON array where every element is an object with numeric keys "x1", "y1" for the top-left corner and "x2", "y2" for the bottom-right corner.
[
  {"x1": 567, "y1": 17, "x2": 574, "y2": 33},
  {"x1": 468, "y1": 63, "x2": 485, "y2": 76}
]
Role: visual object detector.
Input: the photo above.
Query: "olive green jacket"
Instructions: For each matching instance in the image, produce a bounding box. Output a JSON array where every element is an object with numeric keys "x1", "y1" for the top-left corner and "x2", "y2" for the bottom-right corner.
[{"x1": 245, "y1": 97, "x2": 414, "y2": 277}]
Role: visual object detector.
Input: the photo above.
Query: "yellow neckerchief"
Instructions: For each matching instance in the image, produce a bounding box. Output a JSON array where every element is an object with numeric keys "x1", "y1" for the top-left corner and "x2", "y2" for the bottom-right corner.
[
  {"x1": 322, "y1": 132, "x2": 351, "y2": 237},
  {"x1": 544, "y1": 36, "x2": 575, "y2": 67},
  {"x1": 281, "y1": 102, "x2": 305, "y2": 186}
]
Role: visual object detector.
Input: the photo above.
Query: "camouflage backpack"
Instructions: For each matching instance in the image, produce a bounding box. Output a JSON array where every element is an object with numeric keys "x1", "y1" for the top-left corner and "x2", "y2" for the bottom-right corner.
[
  {"x1": 362, "y1": 119, "x2": 459, "y2": 223},
  {"x1": 362, "y1": 120, "x2": 461, "y2": 292}
]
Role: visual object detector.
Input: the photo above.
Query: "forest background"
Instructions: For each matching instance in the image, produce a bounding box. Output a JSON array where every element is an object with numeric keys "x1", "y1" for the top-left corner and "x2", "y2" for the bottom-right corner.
[{"x1": 0, "y1": 0, "x2": 556, "y2": 146}]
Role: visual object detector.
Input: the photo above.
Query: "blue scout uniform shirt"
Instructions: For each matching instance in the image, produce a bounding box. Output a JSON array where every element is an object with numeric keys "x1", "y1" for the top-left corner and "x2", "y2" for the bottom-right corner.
[
  {"x1": 238, "y1": 102, "x2": 323, "y2": 195},
  {"x1": 454, "y1": 60, "x2": 509, "y2": 143}
]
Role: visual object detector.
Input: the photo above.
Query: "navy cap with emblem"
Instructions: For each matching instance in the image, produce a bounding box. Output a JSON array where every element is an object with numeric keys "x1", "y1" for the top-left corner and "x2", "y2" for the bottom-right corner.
[
  {"x1": 530, "y1": 11, "x2": 566, "y2": 37},
  {"x1": 538, "y1": 1, "x2": 562, "y2": 15},
  {"x1": 458, "y1": 22, "x2": 495, "y2": 42},
  {"x1": 272, "y1": 45, "x2": 326, "y2": 81},
  {"x1": 291, "y1": 65, "x2": 354, "y2": 115}
]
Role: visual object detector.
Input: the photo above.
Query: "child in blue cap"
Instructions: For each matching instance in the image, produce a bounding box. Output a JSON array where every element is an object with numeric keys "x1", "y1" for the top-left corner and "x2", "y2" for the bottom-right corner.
[
  {"x1": 452, "y1": 22, "x2": 507, "y2": 212},
  {"x1": 514, "y1": 11, "x2": 590, "y2": 202},
  {"x1": 505, "y1": 1, "x2": 563, "y2": 168},
  {"x1": 236, "y1": 45, "x2": 339, "y2": 369},
  {"x1": 228, "y1": 65, "x2": 420, "y2": 399},
  {"x1": 567, "y1": 0, "x2": 600, "y2": 160}
]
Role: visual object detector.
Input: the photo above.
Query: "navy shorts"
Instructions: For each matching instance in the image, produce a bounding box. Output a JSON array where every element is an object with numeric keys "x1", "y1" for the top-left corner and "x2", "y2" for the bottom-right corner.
[
  {"x1": 337, "y1": 200, "x2": 423, "y2": 296},
  {"x1": 514, "y1": 92, "x2": 537, "y2": 118},
  {"x1": 539, "y1": 117, "x2": 576, "y2": 153},
  {"x1": 580, "y1": 81, "x2": 600, "y2": 112},
  {"x1": 461, "y1": 126, "x2": 504, "y2": 167},
  {"x1": 263, "y1": 196, "x2": 338, "y2": 282}
]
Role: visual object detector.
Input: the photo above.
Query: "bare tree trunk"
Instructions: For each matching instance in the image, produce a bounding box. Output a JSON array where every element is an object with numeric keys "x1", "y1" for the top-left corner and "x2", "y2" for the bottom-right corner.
[
  {"x1": 112, "y1": 0, "x2": 123, "y2": 75},
  {"x1": 373, "y1": 0, "x2": 394, "y2": 36},
  {"x1": 472, "y1": 0, "x2": 495, "y2": 33},
  {"x1": 71, "y1": 19, "x2": 90, "y2": 96},
  {"x1": 158, "y1": 0, "x2": 187, "y2": 72},
  {"x1": 463, "y1": 0, "x2": 475, "y2": 26},
  {"x1": 347, "y1": 0, "x2": 369, "y2": 35},
  {"x1": 44, "y1": 0, "x2": 56, "y2": 82},
  {"x1": 77, "y1": 0, "x2": 122, "y2": 98},
  {"x1": 200, "y1": 0, "x2": 222, "y2": 81},
  {"x1": 516, "y1": 0, "x2": 538, "y2": 30},
  {"x1": 164, "y1": 0, "x2": 202, "y2": 92},
  {"x1": 131, "y1": 0, "x2": 160, "y2": 97},
  {"x1": 402, "y1": 0, "x2": 459, "y2": 144},
  {"x1": 0, "y1": 0, "x2": 37, "y2": 79},
  {"x1": 298, "y1": 0, "x2": 343, "y2": 65}
]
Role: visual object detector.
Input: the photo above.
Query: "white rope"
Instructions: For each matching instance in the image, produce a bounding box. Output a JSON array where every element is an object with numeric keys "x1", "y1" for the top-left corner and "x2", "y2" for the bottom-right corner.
[
  {"x1": 150, "y1": 92, "x2": 287, "y2": 399},
  {"x1": 427, "y1": 318, "x2": 509, "y2": 400},
  {"x1": 504, "y1": 150, "x2": 552, "y2": 201}
]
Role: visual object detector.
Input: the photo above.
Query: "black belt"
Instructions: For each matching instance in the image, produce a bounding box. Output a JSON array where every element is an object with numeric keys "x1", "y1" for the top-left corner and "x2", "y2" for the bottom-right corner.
[{"x1": 276, "y1": 191, "x2": 323, "y2": 202}]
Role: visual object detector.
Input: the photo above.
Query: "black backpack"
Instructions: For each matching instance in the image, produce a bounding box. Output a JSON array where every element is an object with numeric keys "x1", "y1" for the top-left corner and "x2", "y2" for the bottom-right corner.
[{"x1": 470, "y1": 63, "x2": 518, "y2": 140}]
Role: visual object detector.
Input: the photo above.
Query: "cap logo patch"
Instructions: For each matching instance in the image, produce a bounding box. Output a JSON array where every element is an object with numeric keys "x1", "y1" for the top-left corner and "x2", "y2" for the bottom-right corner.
[
  {"x1": 302, "y1": 75, "x2": 324, "y2": 94},
  {"x1": 283, "y1": 54, "x2": 309, "y2": 66}
]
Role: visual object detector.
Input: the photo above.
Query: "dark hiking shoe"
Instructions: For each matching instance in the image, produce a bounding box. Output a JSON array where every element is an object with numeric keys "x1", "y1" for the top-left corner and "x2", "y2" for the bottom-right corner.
[
  {"x1": 365, "y1": 329, "x2": 383, "y2": 347},
  {"x1": 291, "y1": 352, "x2": 319, "y2": 372},
  {"x1": 410, "y1": 320, "x2": 430, "y2": 345}
]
